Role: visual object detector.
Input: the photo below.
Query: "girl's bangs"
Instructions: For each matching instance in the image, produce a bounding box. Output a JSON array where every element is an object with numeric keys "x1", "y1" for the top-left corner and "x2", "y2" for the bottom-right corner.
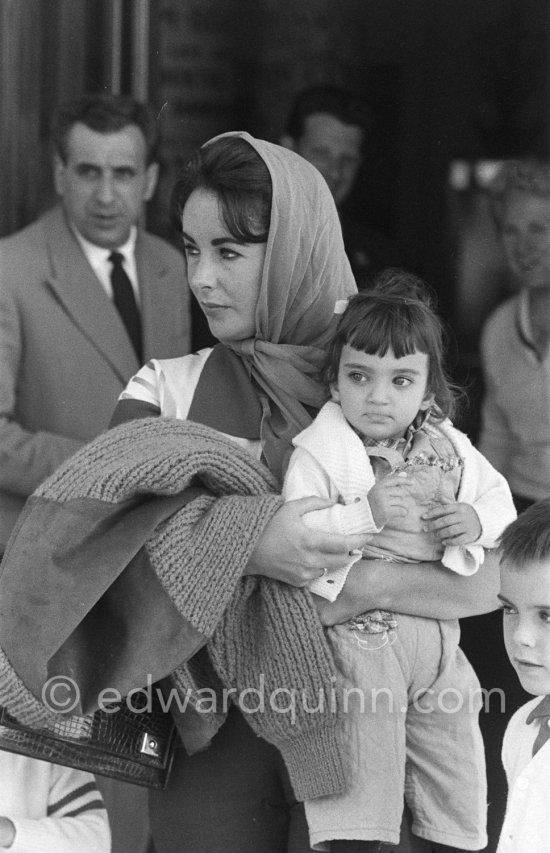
[{"x1": 347, "y1": 307, "x2": 430, "y2": 359}]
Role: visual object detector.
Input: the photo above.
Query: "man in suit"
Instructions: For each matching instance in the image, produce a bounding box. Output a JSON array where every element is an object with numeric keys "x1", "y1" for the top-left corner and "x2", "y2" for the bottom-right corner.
[
  {"x1": 280, "y1": 84, "x2": 399, "y2": 287},
  {"x1": 0, "y1": 94, "x2": 190, "y2": 551}
]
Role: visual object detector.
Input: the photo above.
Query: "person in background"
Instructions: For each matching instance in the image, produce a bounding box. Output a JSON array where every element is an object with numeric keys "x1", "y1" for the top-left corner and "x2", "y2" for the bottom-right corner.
[
  {"x1": 0, "y1": 93, "x2": 191, "y2": 853},
  {"x1": 280, "y1": 84, "x2": 399, "y2": 287},
  {"x1": 0, "y1": 93, "x2": 191, "y2": 553},
  {"x1": 0, "y1": 743, "x2": 111, "y2": 852},
  {"x1": 496, "y1": 498, "x2": 550, "y2": 852},
  {"x1": 479, "y1": 159, "x2": 550, "y2": 514}
]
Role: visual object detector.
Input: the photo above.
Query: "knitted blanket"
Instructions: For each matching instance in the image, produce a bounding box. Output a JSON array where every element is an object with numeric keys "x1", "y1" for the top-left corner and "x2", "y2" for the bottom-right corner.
[{"x1": 0, "y1": 417, "x2": 345, "y2": 800}]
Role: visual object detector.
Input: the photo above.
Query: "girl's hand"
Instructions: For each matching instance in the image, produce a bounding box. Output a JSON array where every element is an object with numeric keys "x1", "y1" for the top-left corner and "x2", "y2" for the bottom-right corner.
[
  {"x1": 422, "y1": 500, "x2": 482, "y2": 546},
  {"x1": 245, "y1": 497, "x2": 366, "y2": 587},
  {"x1": 368, "y1": 473, "x2": 410, "y2": 528}
]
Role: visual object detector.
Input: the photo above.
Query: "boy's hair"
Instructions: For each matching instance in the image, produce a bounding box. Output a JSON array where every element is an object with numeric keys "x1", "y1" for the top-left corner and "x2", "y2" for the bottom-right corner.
[
  {"x1": 499, "y1": 499, "x2": 550, "y2": 567},
  {"x1": 323, "y1": 268, "x2": 458, "y2": 421}
]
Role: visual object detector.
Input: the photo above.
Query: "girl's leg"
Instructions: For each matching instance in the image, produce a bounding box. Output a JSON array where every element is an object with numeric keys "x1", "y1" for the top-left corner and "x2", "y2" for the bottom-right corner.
[{"x1": 331, "y1": 805, "x2": 431, "y2": 853}]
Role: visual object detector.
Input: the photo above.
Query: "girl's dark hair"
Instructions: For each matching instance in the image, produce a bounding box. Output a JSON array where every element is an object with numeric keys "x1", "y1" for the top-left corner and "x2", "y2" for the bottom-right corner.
[
  {"x1": 324, "y1": 268, "x2": 459, "y2": 422},
  {"x1": 171, "y1": 137, "x2": 272, "y2": 243}
]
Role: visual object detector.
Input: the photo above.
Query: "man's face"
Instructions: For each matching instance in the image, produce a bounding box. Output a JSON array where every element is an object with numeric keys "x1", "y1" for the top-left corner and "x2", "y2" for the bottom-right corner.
[
  {"x1": 54, "y1": 122, "x2": 159, "y2": 249},
  {"x1": 293, "y1": 113, "x2": 363, "y2": 207}
]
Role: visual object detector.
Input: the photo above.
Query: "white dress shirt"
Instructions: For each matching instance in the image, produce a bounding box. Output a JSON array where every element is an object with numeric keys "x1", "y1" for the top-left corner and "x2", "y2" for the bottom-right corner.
[{"x1": 73, "y1": 226, "x2": 140, "y2": 305}]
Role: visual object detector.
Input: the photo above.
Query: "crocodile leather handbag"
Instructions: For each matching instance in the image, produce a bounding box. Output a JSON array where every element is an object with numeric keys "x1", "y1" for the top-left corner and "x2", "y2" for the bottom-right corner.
[{"x1": 0, "y1": 687, "x2": 177, "y2": 789}]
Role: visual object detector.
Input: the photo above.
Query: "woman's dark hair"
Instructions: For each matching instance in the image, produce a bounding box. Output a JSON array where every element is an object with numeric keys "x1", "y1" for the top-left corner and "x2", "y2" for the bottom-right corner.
[
  {"x1": 324, "y1": 268, "x2": 459, "y2": 422},
  {"x1": 171, "y1": 137, "x2": 272, "y2": 243}
]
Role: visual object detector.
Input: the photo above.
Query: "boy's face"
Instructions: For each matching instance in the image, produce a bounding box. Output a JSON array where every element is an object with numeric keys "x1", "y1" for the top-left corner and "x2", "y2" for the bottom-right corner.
[
  {"x1": 499, "y1": 558, "x2": 550, "y2": 696},
  {"x1": 330, "y1": 345, "x2": 432, "y2": 441}
]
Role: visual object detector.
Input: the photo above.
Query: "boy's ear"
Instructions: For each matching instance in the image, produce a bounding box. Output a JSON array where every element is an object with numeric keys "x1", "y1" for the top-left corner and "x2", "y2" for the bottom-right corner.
[{"x1": 329, "y1": 382, "x2": 340, "y2": 403}]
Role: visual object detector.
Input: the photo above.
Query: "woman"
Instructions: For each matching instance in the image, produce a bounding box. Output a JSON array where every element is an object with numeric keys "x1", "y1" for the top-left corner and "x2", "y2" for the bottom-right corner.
[{"x1": 110, "y1": 133, "x2": 500, "y2": 853}]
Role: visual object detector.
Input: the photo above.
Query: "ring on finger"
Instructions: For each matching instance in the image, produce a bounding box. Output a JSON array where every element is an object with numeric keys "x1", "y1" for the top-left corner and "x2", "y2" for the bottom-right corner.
[{"x1": 320, "y1": 567, "x2": 328, "y2": 578}]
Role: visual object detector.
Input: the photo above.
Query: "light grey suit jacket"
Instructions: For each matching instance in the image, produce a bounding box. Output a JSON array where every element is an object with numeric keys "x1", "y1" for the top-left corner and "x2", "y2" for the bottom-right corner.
[{"x1": 0, "y1": 205, "x2": 190, "y2": 546}]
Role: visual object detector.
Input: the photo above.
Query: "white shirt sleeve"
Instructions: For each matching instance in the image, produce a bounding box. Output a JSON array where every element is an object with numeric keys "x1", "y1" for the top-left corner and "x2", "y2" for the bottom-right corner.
[{"x1": 4, "y1": 761, "x2": 110, "y2": 853}]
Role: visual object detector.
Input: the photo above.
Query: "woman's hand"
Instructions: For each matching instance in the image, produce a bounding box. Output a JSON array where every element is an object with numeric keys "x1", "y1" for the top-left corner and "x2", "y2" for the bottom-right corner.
[
  {"x1": 245, "y1": 497, "x2": 366, "y2": 587},
  {"x1": 315, "y1": 551, "x2": 501, "y2": 625}
]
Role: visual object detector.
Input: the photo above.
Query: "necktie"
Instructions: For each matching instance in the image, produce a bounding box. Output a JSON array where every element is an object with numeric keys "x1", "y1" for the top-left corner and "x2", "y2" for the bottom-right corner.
[
  {"x1": 526, "y1": 694, "x2": 550, "y2": 756},
  {"x1": 109, "y1": 251, "x2": 142, "y2": 361}
]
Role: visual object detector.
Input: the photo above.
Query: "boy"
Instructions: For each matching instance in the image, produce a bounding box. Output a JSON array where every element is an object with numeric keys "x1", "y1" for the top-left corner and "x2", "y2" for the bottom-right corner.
[
  {"x1": 497, "y1": 497, "x2": 550, "y2": 852},
  {"x1": 0, "y1": 740, "x2": 110, "y2": 852}
]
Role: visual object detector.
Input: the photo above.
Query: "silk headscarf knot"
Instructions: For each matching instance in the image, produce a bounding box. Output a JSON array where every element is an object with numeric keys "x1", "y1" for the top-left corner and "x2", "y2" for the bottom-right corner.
[{"x1": 203, "y1": 131, "x2": 357, "y2": 479}]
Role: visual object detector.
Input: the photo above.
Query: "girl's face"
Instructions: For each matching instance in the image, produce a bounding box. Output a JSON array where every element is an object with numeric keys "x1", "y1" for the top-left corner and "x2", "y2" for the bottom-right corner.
[
  {"x1": 331, "y1": 344, "x2": 432, "y2": 441},
  {"x1": 501, "y1": 190, "x2": 550, "y2": 288},
  {"x1": 181, "y1": 188, "x2": 267, "y2": 343}
]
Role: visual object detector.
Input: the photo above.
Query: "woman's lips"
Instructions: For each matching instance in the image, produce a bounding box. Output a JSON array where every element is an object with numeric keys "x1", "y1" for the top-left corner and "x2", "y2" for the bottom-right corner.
[{"x1": 515, "y1": 658, "x2": 543, "y2": 670}]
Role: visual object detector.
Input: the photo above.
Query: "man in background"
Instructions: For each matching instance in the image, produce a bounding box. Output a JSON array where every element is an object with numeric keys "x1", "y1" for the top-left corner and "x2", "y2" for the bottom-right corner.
[
  {"x1": 0, "y1": 93, "x2": 190, "y2": 550},
  {"x1": 281, "y1": 84, "x2": 399, "y2": 286},
  {"x1": 0, "y1": 93, "x2": 191, "y2": 853}
]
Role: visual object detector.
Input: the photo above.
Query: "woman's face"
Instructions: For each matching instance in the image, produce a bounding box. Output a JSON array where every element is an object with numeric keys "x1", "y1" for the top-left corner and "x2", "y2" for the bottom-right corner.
[
  {"x1": 181, "y1": 188, "x2": 267, "y2": 342},
  {"x1": 501, "y1": 190, "x2": 550, "y2": 287}
]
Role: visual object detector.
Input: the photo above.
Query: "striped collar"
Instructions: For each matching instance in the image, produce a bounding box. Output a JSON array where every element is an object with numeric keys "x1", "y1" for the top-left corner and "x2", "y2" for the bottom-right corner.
[{"x1": 354, "y1": 408, "x2": 431, "y2": 456}]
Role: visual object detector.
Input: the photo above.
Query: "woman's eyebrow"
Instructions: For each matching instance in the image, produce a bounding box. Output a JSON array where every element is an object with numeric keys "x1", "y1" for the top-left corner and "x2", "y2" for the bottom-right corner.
[
  {"x1": 497, "y1": 593, "x2": 513, "y2": 606},
  {"x1": 211, "y1": 236, "x2": 247, "y2": 246}
]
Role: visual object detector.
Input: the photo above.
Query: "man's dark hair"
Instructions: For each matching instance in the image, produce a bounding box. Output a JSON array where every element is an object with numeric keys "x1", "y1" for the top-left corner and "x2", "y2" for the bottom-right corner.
[
  {"x1": 499, "y1": 499, "x2": 550, "y2": 567},
  {"x1": 285, "y1": 85, "x2": 372, "y2": 144},
  {"x1": 51, "y1": 94, "x2": 159, "y2": 164}
]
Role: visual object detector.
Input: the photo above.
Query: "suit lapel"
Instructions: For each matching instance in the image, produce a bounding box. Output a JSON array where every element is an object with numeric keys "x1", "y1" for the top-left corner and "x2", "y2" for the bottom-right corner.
[{"x1": 43, "y1": 208, "x2": 139, "y2": 381}]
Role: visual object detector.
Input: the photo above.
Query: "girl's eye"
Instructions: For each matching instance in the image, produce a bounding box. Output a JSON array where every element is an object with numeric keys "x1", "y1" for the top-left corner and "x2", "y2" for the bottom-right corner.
[
  {"x1": 538, "y1": 609, "x2": 550, "y2": 624},
  {"x1": 501, "y1": 604, "x2": 517, "y2": 616},
  {"x1": 183, "y1": 243, "x2": 199, "y2": 257},
  {"x1": 393, "y1": 376, "x2": 412, "y2": 387},
  {"x1": 348, "y1": 372, "x2": 366, "y2": 383}
]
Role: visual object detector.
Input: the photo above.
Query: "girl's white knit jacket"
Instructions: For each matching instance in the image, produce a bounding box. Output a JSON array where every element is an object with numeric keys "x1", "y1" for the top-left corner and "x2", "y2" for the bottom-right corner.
[{"x1": 284, "y1": 401, "x2": 517, "y2": 600}]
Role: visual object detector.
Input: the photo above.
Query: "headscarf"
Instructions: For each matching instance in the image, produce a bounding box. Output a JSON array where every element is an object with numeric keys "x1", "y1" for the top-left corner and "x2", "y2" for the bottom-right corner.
[{"x1": 202, "y1": 131, "x2": 358, "y2": 477}]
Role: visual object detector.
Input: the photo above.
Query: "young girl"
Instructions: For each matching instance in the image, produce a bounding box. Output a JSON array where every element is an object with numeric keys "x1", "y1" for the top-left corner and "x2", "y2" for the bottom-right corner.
[{"x1": 283, "y1": 269, "x2": 517, "y2": 852}]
